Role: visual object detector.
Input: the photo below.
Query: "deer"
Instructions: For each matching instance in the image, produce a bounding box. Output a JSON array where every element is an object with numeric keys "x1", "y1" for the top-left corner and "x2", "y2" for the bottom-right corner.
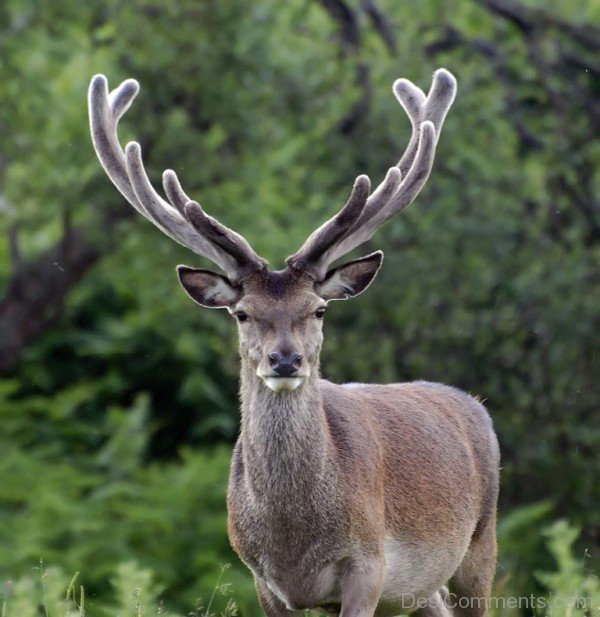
[{"x1": 88, "y1": 68, "x2": 499, "y2": 617}]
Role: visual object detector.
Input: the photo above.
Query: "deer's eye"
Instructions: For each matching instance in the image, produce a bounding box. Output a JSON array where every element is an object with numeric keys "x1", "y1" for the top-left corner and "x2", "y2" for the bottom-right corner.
[
  {"x1": 315, "y1": 307, "x2": 327, "y2": 319},
  {"x1": 234, "y1": 311, "x2": 248, "y2": 322}
]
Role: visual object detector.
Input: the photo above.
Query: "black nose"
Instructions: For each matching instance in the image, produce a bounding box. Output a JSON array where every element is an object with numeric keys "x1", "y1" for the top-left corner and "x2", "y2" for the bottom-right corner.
[{"x1": 268, "y1": 352, "x2": 302, "y2": 377}]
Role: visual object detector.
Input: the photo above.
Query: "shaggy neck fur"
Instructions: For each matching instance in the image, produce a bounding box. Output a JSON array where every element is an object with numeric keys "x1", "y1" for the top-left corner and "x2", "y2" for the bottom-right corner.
[{"x1": 239, "y1": 361, "x2": 332, "y2": 503}]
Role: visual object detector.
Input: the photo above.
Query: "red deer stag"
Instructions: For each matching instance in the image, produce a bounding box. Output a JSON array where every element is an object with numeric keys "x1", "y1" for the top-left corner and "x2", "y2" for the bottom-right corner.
[{"x1": 89, "y1": 69, "x2": 499, "y2": 617}]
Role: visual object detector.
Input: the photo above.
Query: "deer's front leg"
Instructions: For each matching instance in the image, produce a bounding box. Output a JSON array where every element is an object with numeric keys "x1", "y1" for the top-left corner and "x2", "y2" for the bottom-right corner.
[
  {"x1": 339, "y1": 556, "x2": 384, "y2": 617},
  {"x1": 254, "y1": 576, "x2": 303, "y2": 617}
]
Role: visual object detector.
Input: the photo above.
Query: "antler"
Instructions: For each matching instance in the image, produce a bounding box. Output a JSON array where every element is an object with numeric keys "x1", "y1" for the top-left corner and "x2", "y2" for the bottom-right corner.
[
  {"x1": 287, "y1": 68, "x2": 457, "y2": 280},
  {"x1": 88, "y1": 75, "x2": 267, "y2": 284}
]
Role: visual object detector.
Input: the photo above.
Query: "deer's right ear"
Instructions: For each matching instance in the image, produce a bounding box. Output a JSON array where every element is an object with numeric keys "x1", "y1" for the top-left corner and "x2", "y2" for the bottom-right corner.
[
  {"x1": 315, "y1": 251, "x2": 383, "y2": 301},
  {"x1": 177, "y1": 266, "x2": 241, "y2": 308}
]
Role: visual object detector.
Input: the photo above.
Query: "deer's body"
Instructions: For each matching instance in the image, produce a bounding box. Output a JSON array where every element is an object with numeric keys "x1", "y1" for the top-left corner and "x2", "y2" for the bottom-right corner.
[
  {"x1": 229, "y1": 377, "x2": 499, "y2": 615},
  {"x1": 89, "y1": 68, "x2": 500, "y2": 616}
]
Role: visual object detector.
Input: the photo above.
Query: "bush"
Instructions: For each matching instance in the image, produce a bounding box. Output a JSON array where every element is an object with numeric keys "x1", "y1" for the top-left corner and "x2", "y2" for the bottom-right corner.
[{"x1": 0, "y1": 395, "x2": 258, "y2": 615}]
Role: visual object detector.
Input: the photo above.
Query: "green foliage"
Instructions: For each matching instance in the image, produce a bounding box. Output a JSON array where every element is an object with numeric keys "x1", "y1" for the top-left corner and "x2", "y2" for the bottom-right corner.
[
  {"x1": 1, "y1": 561, "x2": 241, "y2": 617},
  {"x1": 0, "y1": 399, "x2": 258, "y2": 614},
  {"x1": 2, "y1": 564, "x2": 86, "y2": 617},
  {"x1": 497, "y1": 501, "x2": 556, "y2": 596},
  {"x1": 535, "y1": 521, "x2": 600, "y2": 617},
  {"x1": 492, "y1": 517, "x2": 600, "y2": 617}
]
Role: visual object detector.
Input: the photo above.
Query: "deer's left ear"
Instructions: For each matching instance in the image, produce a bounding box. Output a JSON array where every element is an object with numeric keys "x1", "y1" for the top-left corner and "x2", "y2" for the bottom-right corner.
[
  {"x1": 315, "y1": 251, "x2": 383, "y2": 301},
  {"x1": 177, "y1": 266, "x2": 242, "y2": 308}
]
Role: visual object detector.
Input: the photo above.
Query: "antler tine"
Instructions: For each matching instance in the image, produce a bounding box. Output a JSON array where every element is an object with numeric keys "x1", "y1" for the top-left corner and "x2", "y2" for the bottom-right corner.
[
  {"x1": 184, "y1": 202, "x2": 267, "y2": 274},
  {"x1": 89, "y1": 75, "x2": 146, "y2": 215},
  {"x1": 89, "y1": 75, "x2": 267, "y2": 283},
  {"x1": 286, "y1": 175, "x2": 371, "y2": 276},
  {"x1": 163, "y1": 169, "x2": 190, "y2": 214},
  {"x1": 123, "y1": 141, "x2": 229, "y2": 263},
  {"x1": 109, "y1": 78, "x2": 140, "y2": 123},
  {"x1": 395, "y1": 68, "x2": 457, "y2": 175},
  {"x1": 287, "y1": 69, "x2": 457, "y2": 277},
  {"x1": 326, "y1": 120, "x2": 437, "y2": 263}
]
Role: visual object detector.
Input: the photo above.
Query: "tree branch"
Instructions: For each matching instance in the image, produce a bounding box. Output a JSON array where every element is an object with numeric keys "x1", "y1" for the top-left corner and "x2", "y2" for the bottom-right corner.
[
  {"x1": 480, "y1": 0, "x2": 600, "y2": 52},
  {"x1": 361, "y1": 0, "x2": 396, "y2": 53},
  {"x1": 479, "y1": 0, "x2": 537, "y2": 34},
  {"x1": 317, "y1": 0, "x2": 361, "y2": 51}
]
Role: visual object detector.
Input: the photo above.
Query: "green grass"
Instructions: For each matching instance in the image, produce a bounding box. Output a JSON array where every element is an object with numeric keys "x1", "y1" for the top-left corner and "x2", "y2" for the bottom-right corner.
[{"x1": 1, "y1": 562, "x2": 239, "y2": 617}]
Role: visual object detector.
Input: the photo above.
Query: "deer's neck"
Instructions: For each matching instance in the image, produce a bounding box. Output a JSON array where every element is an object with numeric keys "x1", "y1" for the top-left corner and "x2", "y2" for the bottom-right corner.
[{"x1": 239, "y1": 363, "x2": 331, "y2": 500}]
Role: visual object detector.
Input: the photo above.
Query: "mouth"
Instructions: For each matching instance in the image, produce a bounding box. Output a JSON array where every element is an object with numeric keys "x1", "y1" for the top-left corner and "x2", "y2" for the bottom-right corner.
[{"x1": 261, "y1": 376, "x2": 304, "y2": 392}]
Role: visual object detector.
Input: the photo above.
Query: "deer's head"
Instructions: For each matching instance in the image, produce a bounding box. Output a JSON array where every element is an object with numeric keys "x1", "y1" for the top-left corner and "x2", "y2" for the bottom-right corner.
[
  {"x1": 176, "y1": 252, "x2": 382, "y2": 391},
  {"x1": 88, "y1": 70, "x2": 456, "y2": 392}
]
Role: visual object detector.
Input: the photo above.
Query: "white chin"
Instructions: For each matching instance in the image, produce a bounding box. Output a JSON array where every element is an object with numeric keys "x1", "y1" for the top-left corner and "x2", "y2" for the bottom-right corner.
[{"x1": 264, "y1": 377, "x2": 303, "y2": 392}]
